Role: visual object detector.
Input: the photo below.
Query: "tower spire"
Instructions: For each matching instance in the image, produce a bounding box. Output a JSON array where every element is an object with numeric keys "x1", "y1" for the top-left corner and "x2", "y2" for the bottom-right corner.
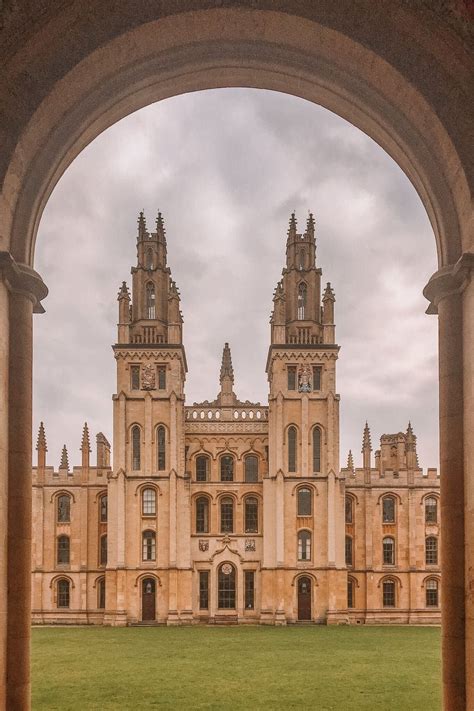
[
  {"x1": 36, "y1": 421, "x2": 47, "y2": 468},
  {"x1": 59, "y1": 445, "x2": 69, "y2": 472},
  {"x1": 405, "y1": 421, "x2": 417, "y2": 469},
  {"x1": 347, "y1": 449, "x2": 354, "y2": 472},
  {"x1": 81, "y1": 422, "x2": 91, "y2": 469},
  {"x1": 217, "y1": 343, "x2": 236, "y2": 406},
  {"x1": 362, "y1": 422, "x2": 372, "y2": 469},
  {"x1": 137, "y1": 210, "x2": 147, "y2": 241}
]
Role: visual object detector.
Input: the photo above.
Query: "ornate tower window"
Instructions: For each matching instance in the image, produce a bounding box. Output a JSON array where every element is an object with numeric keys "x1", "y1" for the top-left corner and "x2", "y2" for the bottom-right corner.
[
  {"x1": 142, "y1": 488, "x2": 156, "y2": 516},
  {"x1": 425, "y1": 496, "x2": 438, "y2": 524},
  {"x1": 146, "y1": 248, "x2": 154, "y2": 270},
  {"x1": 220, "y1": 455, "x2": 234, "y2": 482},
  {"x1": 142, "y1": 530, "x2": 156, "y2": 561},
  {"x1": 157, "y1": 425, "x2": 166, "y2": 471},
  {"x1": 297, "y1": 282, "x2": 307, "y2": 320},
  {"x1": 157, "y1": 365, "x2": 166, "y2": 390},
  {"x1": 383, "y1": 536, "x2": 395, "y2": 565},
  {"x1": 57, "y1": 494, "x2": 71, "y2": 523},
  {"x1": 312, "y1": 427, "x2": 321, "y2": 473},
  {"x1": 312, "y1": 366, "x2": 322, "y2": 391},
  {"x1": 297, "y1": 487, "x2": 312, "y2": 516},
  {"x1": 382, "y1": 495, "x2": 396, "y2": 523},
  {"x1": 130, "y1": 365, "x2": 140, "y2": 390},
  {"x1": 196, "y1": 497, "x2": 209, "y2": 534},
  {"x1": 196, "y1": 455, "x2": 209, "y2": 482},
  {"x1": 220, "y1": 497, "x2": 234, "y2": 533},
  {"x1": 244, "y1": 497, "x2": 258, "y2": 533},
  {"x1": 297, "y1": 530, "x2": 312, "y2": 561},
  {"x1": 244, "y1": 455, "x2": 258, "y2": 483},
  {"x1": 146, "y1": 282, "x2": 156, "y2": 319},
  {"x1": 132, "y1": 426, "x2": 141, "y2": 471},
  {"x1": 288, "y1": 426, "x2": 297, "y2": 473}
]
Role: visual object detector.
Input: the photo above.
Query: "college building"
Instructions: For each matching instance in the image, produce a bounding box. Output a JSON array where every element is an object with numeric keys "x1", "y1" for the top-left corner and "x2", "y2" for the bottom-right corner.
[{"x1": 31, "y1": 211, "x2": 440, "y2": 625}]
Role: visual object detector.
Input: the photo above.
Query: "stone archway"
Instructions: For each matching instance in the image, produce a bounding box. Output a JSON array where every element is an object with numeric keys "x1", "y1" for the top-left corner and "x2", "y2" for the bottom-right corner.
[{"x1": 0, "y1": 4, "x2": 472, "y2": 710}]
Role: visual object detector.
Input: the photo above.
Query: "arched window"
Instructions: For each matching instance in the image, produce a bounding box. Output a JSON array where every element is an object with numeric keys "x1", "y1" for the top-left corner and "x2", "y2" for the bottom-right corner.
[
  {"x1": 97, "y1": 577, "x2": 106, "y2": 609},
  {"x1": 220, "y1": 497, "x2": 234, "y2": 533},
  {"x1": 244, "y1": 455, "x2": 258, "y2": 483},
  {"x1": 146, "y1": 282, "x2": 156, "y2": 319},
  {"x1": 425, "y1": 496, "x2": 438, "y2": 524},
  {"x1": 244, "y1": 497, "x2": 258, "y2": 533},
  {"x1": 382, "y1": 495, "x2": 396, "y2": 523},
  {"x1": 297, "y1": 282, "x2": 307, "y2": 319},
  {"x1": 146, "y1": 247, "x2": 154, "y2": 270},
  {"x1": 382, "y1": 579, "x2": 396, "y2": 607},
  {"x1": 297, "y1": 488, "x2": 312, "y2": 516},
  {"x1": 142, "y1": 488, "x2": 156, "y2": 516},
  {"x1": 382, "y1": 536, "x2": 395, "y2": 565},
  {"x1": 57, "y1": 535, "x2": 70, "y2": 565},
  {"x1": 425, "y1": 536, "x2": 438, "y2": 565},
  {"x1": 220, "y1": 455, "x2": 234, "y2": 482},
  {"x1": 57, "y1": 494, "x2": 71, "y2": 523},
  {"x1": 313, "y1": 427, "x2": 321, "y2": 473},
  {"x1": 142, "y1": 530, "x2": 156, "y2": 561},
  {"x1": 426, "y1": 579, "x2": 439, "y2": 607},
  {"x1": 57, "y1": 579, "x2": 70, "y2": 608},
  {"x1": 132, "y1": 425, "x2": 141, "y2": 470},
  {"x1": 298, "y1": 530, "x2": 311, "y2": 561},
  {"x1": 100, "y1": 534, "x2": 107, "y2": 566},
  {"x1": 345, "y1": 495, "x2": 353, "y2": 524},
  {"x1": 196, "y1": 455, "x2": 209, "y2": 482},
  {"x1": 347, "y1": 577, "x2": 355, "y2": 609},
  {"x1": 345, "y1": 535, "x2": 353, "y2": 567},
  {"x1": 218, "y1": 563, "x2": 236, "y2": 609},
  {"x1": 288, "y1": 426, "x2": 297, "y2": 473},
  {"x1": 196, "y1": 497, "x2": 209, "y2": 533},
  {"x1": 99, "y1": 494, "x2": 108, "y2": 523},
  {"x1": 157, "y1": 425, "x2": 166, "y2": 471}
]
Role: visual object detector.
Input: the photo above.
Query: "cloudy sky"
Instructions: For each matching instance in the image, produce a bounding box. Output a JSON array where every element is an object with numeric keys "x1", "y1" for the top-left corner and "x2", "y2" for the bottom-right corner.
[{"x1": 34, "y1": 89, "x2": 439, "y2": 471}]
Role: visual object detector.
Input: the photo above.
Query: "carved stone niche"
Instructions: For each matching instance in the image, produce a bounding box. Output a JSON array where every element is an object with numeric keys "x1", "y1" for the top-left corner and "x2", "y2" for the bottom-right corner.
[
  {"x1": 141, "y1": 363, "x2": 156, "y2": 390},
  {"x1": 298, "y1": 364, "x2": 312, "y2": 393}
]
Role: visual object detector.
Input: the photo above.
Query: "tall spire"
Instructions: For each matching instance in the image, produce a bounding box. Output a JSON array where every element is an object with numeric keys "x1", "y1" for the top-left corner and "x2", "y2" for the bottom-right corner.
[
  {"x1": 137, "y1": 210, "x2": 147, "y2": 241},
  {"x1": 220, "y1": 342, "x2": 234, "y2": 385},
  {"x1": 59, "y1": 445, "x2": 69, "y2": 472},
  {"x1": 306, "y1": 212, "x2": 315, "y2": 238},
  {"x1": 36, "y1": 422, "x2": 47, "y2": 468},
  {"x1": 347, "y1": 449, "x2": 354, "y2": 472},
  {"x1": 81, "y1": 423, "x2": 91, "y2": 469},
  {"x1": 362, "y1": 422, "x2": 372, "y2": 469},
  {"x1": 287, "y1": 211, "x2": 297, "y2": 239},
  {"x1": 156, "y1": 210, "x2": 165, "y2": 237}
]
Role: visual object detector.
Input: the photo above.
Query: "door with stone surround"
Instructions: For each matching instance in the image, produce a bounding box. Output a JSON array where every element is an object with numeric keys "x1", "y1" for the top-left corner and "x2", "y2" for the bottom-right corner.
[
  {"x1": 142, "y1": 578, "x2": 156, "y2": 621},
  {"x1": 298, "y1": 577, "x2": 312, "y2": 620}
]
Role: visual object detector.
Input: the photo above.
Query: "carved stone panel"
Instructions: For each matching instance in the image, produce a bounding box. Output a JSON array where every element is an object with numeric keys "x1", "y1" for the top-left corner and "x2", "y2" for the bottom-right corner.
[{"x1": 141, "y1": 363, "x2": 156, "y2": 390}]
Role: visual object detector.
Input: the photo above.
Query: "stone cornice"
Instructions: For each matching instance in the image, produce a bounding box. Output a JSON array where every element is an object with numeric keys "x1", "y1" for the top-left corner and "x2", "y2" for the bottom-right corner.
[
  {"x1": 423, "y1": 252, "x2": 474, "y2": 314},
  {"x1": 0, "y1": 251, "x2": 48, "y2": 312}
]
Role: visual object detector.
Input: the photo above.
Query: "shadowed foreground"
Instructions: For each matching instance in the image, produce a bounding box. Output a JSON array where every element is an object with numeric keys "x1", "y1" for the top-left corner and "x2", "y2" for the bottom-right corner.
[{"x1": 32, "y1": 626, "x2": 440, "y2": 710}]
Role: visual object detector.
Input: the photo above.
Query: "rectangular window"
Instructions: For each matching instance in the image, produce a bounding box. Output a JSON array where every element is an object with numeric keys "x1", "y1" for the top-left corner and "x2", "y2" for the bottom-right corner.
[
  {"x1": 287, "y1": 366, "x2": 297, "y2": 391},
  {"x1": 199, "y1": 571, "x2": 209, "y2": 610},
  {"x1": 130, "y1": 365, "x2": 140, "y2": 390},
  {"x1": 157, "y1": 366, "x2": 166, "y2": 390},
  {"x1": 244, "y1": 571, "x2": 255, "y2": 610},
  {"x1": 383, "y1": 581, "x2": 395, "y2": 607},
  {"x1": 347, "y1": 579, "x2": 354, "y2": 609},
  {"x1": 312, "y1": 366, "x2": 322, "y2": 391}
]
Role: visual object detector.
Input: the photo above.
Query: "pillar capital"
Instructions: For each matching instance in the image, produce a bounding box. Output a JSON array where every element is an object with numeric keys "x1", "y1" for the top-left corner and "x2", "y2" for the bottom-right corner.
[
  {"x1": 423, "y1": 252, "x2": 474, "y2": 314},
  {"x1": 0, "y1": 251, "x2": 48, "y2": 313}
]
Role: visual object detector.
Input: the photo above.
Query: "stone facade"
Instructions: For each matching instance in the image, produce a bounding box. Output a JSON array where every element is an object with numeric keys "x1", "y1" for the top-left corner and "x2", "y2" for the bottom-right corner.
[{"x1": 31, "y1": 212, "x2": 440, "y2": 625}]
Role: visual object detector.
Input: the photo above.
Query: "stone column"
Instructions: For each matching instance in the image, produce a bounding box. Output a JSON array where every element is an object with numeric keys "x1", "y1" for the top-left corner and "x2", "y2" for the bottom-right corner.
[
  {"x1": 0, "y1": 254, "x2": 47, "y2": 711},
  {"x1": 424, "y1": 253, "x2": 473, "y2": 711}
]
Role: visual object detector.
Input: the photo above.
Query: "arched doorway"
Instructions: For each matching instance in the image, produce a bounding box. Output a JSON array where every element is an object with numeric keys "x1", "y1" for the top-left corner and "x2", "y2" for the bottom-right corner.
[
  {"x1": 1, "y1": 5, "x2": 472, "y2": 709},
  {"x1": 141, "y1": 578, "x2": 156, "y2": 622},
  {"x1": 297, "y1": 577, "x2": 312, "y2": 621}
]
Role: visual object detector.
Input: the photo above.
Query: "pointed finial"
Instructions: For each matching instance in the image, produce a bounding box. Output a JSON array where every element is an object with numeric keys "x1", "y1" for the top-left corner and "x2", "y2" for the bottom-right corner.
[
  {"x1": 323, "y1": 282, "x2": 335, "y2": 301},
  {"x1": 220, "y1": 342, "x2": 234, "y2": 385},
  {"x1": 288, "y1": 211, "x2": 297, "y2": 233},
  {"x1": 137, "y1": 210, "x2": 147, "y2": 240},
  {"x1": 347, "y1": 449, "x2": 354, "y2": 471},
  {"x1": 405, "y1": 421, "x2": 416, "y2": 452},
  {"x1": 306, "y1": 212, "x2": 315, "y2": 235},
  {"x1": 362, "y1": 422, "x2": 372, "y2": 452},
  {"x1": 156, "y1": 210, "x2": 165, "y2": 232},
  {"x1": 36, "y1": 421, "x2": 47, "y2": 452},
  {"x1": 59, "y1": 445, "x2": 69, "y2": 471},
  {"x1": 81, "y1": 423, "x2": 91, "y2": 453},
  {"x1": 117, "y1": 281, "x2": 130, "y2": 301}
]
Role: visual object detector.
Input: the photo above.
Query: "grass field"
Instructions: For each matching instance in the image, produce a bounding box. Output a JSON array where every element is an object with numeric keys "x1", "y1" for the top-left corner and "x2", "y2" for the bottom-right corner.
[{"x1": 32, "y1": 626, "x2": 441, "y2": 710}]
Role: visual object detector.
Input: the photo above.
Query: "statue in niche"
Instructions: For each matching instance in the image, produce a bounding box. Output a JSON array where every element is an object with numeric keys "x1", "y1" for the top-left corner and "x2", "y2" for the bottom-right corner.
[
  {"x1": 141, "y1": 363, "x2": 156, "y2": 390},
  {"x1": 298, "y1": 364, "x2": 312, "y2": 393}
]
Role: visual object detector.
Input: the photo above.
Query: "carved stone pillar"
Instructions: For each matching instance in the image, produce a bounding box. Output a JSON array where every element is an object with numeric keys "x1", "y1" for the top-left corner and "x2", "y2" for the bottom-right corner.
[
  {"x1": 0, "y1": 253, "x2": 47, "y2": 711},
  {"x1": 424, "y1": 253, "x2": 473, "y2": 711}
]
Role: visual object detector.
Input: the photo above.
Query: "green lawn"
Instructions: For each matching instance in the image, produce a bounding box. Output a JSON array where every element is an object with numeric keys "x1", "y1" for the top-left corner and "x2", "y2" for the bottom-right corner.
[{"x1": 32, "y1": 626, "x2": 441, "y2": 710}]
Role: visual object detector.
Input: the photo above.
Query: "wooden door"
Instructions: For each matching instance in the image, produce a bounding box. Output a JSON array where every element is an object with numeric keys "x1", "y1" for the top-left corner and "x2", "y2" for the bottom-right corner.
[
  {"x1": 142, "y1": 578, "x2": 156, "y2": 621},
  {"x1": 298, "y1": 577, "x2": 312, "y2": 620}
]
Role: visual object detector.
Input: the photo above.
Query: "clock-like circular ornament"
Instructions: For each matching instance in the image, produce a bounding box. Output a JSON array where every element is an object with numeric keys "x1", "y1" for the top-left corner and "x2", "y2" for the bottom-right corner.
[{"x1": 221, "y1": 563, "x2": 232, "y2": 575}]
